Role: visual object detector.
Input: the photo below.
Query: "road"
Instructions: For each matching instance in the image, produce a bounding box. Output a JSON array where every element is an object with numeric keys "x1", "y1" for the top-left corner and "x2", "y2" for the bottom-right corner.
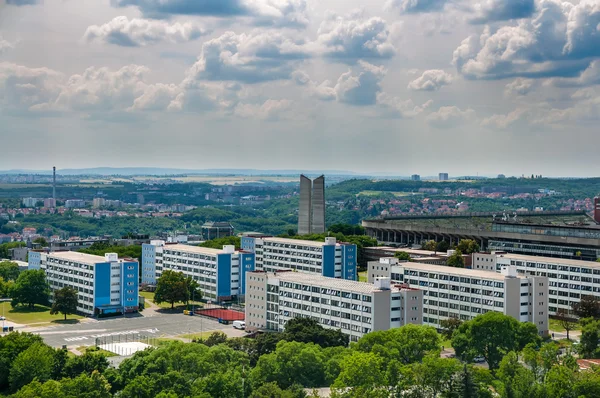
[{"x1": 33, "y1": 312, "x2": 231, "y2": 348}]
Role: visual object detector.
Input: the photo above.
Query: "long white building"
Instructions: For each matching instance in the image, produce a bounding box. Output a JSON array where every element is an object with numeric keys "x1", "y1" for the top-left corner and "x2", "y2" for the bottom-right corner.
[
  {"x1": 245, "y1": 271, "x2": 423, "y2": 342},
  {"x1": 142, "y1": 241, "x2": 255, "y2": 301},
  {"x1": 473, "y1": 252, "x2": 600, "y2": 315},
  {"x1": 32, "y1": 251, "x2": 139, "y2": 316},
  {"x1": 241, "y1": 236, "x2": 357, "y2": 280},
  {"x1": 368, "y1": 258, "x2": 549, "y2": 336}
]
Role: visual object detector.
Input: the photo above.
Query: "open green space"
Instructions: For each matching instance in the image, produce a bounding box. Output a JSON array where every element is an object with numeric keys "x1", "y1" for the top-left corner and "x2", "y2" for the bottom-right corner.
[
  {"x1": 358, "y1": 271, "x2": 367, "y2": 282},
  {"x1": 549, "y1": 318, "x2": 580, "y2": 332},
  {"x1": 140, "y1": 291, "x2": 204, "y2": 311},
  {"x1": 1, "y1": 301, "x2": 83, "y2": 325},
  {"x1": 178, "y1": 331, "x2": 220, "y2": 341},
  {"x1": 76, "y1": 346, "x2": 117, "y2": 357}
]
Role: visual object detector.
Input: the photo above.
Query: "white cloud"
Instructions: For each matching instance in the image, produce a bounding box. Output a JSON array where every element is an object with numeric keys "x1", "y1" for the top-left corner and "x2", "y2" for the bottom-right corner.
[
  {"x1": 453, "y1": 0, "x2": 600, "y2": 80},
  {"x1": 187, "y1": 31, "x2": 309, "y2": 84},
  {"x1": 0, "y1": 37, "x2": 14, "y2": 54},
  {"x1": 111, "y1": 0, "x2": 309, "y2": 29},
  {"x1": 84, "y1": 16, "x2": 210, "y2": 47},
  {"x1": 0, "y1": 62, "x2": 63, "y2": 111},
  {"x1": 408, "y1": 69, "x2": 453, "y2": 91},
  {"x1": 470, "y1": 0, "x2": 536, "y2": 24},
  {"x1": 549, "y1": 60, "x2": 600, "y2": 87},
  {"x1": 377, "y1": 93, "x2": 433, "y2": 117},
  {"x1": 386, "y1": 0, "x2": 450, "y2": 14},
  {"x1": 316, "y1": 11, "x2": 396, "y2": 62},
  {"x1": 333, "y1": 61, "x2": 387, "y2": 106},
  {"x1": 234, "y1": 99, "x2": 291, "y2": 120},
  {"x1": 482, "y1": 108, "x2": 527, "y2": 129},
  {"x1": 504, "y1": 78, "x2": 534, "y2": 96},
  {"x1": 427, "y1": 106, "x2": 475, "y2": 128}
]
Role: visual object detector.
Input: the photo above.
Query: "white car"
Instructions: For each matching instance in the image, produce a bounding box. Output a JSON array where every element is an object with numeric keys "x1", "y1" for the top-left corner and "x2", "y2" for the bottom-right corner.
[{"x1": 0, "y1": 316, "x2": 5, "y2": 321}]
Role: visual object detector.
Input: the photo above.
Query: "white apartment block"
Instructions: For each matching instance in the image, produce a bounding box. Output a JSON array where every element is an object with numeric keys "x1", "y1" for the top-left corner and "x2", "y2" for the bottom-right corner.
[
  {"x1": 368, "y1": 258, "x2": 549, "y2": 336},
  {"x1": 241, "y1": 236, "x2": 357, "y2": 280},
  {"x1": 245, "y1": 271, "x2": 423, "y2": 342},
  {"x1": 143, "y1": 242, "x2": 255, "y2": 301},
  {"x1": 473, "y1": 252, "x2": 600, "y2": 315},
  {"x1": 39, "y1": 251, "x2": 139, "y2": 316}
]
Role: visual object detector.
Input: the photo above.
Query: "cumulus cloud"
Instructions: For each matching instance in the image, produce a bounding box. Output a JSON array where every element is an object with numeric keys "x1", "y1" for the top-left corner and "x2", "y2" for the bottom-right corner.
[
  {"x1": 0, "y1": 62, "x2": 63, "y2": 111},
  {"x1": 408, "y1": 69, "x2": 453, "y2": 91},
  {"x1": 111, "y1": 0, "x2": 309, "y2": 28},
  {"x1": 377, "y1": 93, "x2": 433, "y2": 117},
  {"x1": 453, "y1": 0, "x2": 600, "y2": 80},
  {"x1": 427, "y1": 106, "x2": 475, "y2": 128},
  {"x1": 386, "y1": 0, "x2": 450, "y2": 14},
  {"x1": 504, "y1": 78, "x2": 534, "y2": 96},
  {"x1": 532, "y1": 89, "x2": 600, "y2": 125},
  {"x1": 84, "y1": 16, "x2": 210, "y2": 47},
  {"x1": 481, "y1": 108, "x2": 527, "y2": 129},
  {"x1": 316, "y1": 11, "x2": 396, "y2": 62},
  {"x1": 0, "y1": 37, "x2": 14, "y2": 54},
  {"x1": 470, "y1": 0, "x2": 536, "y2": 24},
  {"x1": 234, "y1": 99, "x2": 291, "y2": 120},
  {"x1": 332, "y1": 61, "x2": 386, "y2": 106},
  {"x1": 549, "y1": 60, "x2": 600, "y2": 87},
  {"x1": 187, "y1": 31, "x2": 309, "y2": 84}
]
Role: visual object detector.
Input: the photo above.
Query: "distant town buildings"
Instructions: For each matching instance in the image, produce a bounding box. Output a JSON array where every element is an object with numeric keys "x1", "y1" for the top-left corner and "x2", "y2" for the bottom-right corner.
[
  {"x1": 439, "y1": 173, "x2": 449, "y2": 181},
  {"x1": 411, "y1": 174, "x2": 420, "y2": 181},
  {"x1": 43, "y1": 198, "x2": 56, "y2": 208},
  {"x1": 245, "y1": 271, "x2": 423, "y2": 341},
  {"x1": 201, "y1": 221, "x2": 235, "y2": 240},
  {"x1": 497, "y1": 174, "x2": 506, "y2": 179},
  {"x1": 65, "y1": 199, "x2": 86, "y2": 208},
  {"x1": 298, "y1": 175, "x2": 325, "y2": 235},
  {"x1": 22, "y1": 197, "x2": 37, "y2": 208}
]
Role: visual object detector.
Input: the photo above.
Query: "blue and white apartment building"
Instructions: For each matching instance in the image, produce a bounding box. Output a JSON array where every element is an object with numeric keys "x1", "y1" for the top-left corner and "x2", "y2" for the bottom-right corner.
[
  {"x1": 241, "y1": 236, "x2": 357, "y2": 280},
  {"x1": 31, "y1": 251, "x2": 139, "y2": 316},
  {"x1": 142, "y1": 241, "x2": 255, "y2": 301}
]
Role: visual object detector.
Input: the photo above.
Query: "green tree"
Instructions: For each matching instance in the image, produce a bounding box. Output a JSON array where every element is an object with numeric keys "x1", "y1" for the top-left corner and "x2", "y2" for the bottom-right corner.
[
  {"x1": 410, "y1": 354, "x2": 462, "y2": 396},
  {"x1": 422, "y1": 240, "x2": 437, "y2": 251},
  {"x1": 545, "y1": 365, "x2": 576, "y2": 398},
  {"x1": 0, "y1": 332, "x2": 45, "y2": 390},
  {"x1": 578, "y1": 318, "x2": 600, "y2": 358},
  {"x1": 0, "y1": 260, "x2": 20, "y2": 281},
  {"x1": 437, "y1": 240, "x2": 450, "y2": 252},
  {"x1": 283, "y1": 317, "x2": 348, "y2": 348},
  {"x1": 355, "y1": 324, "x2": 441, "y2": 365},
  {"x1": 33, "y1": 237, "x2": 49, "y2": 247},
  {"x1": 10, "y1": 269, "x2": 50, "y2": 309},
  {"x1": 0, "y1": 276, "x2": 14, "y2": 298},
  {"x1": 199, "y1": 236, "x2": 241, "y2": 250},
  {"x1": 394, "y1": 251, "x2": 411, "y2": 262},
  {"x1": 9, "y1": 342, "x2": 56, "y2": 391},
  {"x1": 154, "y1": 270, "x2": 189, "y2": 309},
  {"x1": 554, "y1": 309, "x2": 578, "y2": 341},
  {"x1": 63, "y1": 351, "x2": 109, "y2": 378},
  {"x1": 50, "y1": 286, "x2": 79, "y2": 320},
  {"x1": 185, "y1": 275, "x2": 201, "y2": 305},
  {"x1": 333, "y1": 351, "x2": 385, "y2": 389},
  {"x1": 439, "y1": 317, "x2": 463, "y2": 340},
  {"x1": 60, "y1": 371, "x2": 112, "y2": 398},
  {"x1": 495, "y1": 352, "x2": 542, "y2": 398},
  {"x1": 201, "y1": 331, "x2": 228, "y2": 347},
  {"x1": 10, "y1": 379, "x2": 63, "y2": 398},
  {"x1": 249, "y1": 382, "x2": 305, "y2": 398},
  {"x1": 446, "y1": 250, "x2": 465, "y2": 268},
  {"x1": 456, "y1": 239, "x2": 481, "y2": 254},
  {"x1": 452, "y1": 312, "x2": 540, "y2": 371},
  {"x1": 572, "y1": 295, "x2": 600, "y2": 319},
  {"x1": 328, "y1": 224, "x2": 365, "y2": 236}
]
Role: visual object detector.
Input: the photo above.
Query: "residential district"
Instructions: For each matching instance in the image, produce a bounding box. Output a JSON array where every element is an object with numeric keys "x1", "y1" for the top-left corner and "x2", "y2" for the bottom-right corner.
[{"x1": 2, "y1": 174, "x2": 600, "y2": 397}]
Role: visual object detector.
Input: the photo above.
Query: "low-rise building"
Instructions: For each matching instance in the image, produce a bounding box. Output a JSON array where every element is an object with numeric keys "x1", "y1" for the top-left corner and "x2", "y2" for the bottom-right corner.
[
  {"x1": 201, "y1": 221, "x2": 234, "y2": 240},
  {"x1": 142, "y1": 241, "x2": 255, "y2": 301},
  {"x1": 367, "y1": 258, "x2": 549, "y2": 336},
  {"x1": 241, "y1": 236, "x2": 357, "y2": 280},
  {"x1": 245, "y1": 271, "x2": 423, "y2": 341},
  {"x1": 35, "y1": 251, "x2": 139, "y2": 316}
]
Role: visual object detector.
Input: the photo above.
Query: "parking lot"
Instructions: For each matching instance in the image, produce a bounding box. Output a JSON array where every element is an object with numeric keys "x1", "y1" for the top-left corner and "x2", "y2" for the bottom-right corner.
[{"x1": 34, "y1": 312, "x2": 237, "y2": 348}]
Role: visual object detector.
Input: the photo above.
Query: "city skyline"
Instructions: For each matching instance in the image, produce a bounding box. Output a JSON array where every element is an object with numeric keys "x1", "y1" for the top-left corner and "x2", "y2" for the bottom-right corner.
[{"x1": 1, "y1": 0, "x2": 600, "y2": 176}]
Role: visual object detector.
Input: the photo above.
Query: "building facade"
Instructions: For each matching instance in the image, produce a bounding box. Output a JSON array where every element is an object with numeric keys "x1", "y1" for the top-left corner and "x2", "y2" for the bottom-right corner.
[
  {"x1": 245, "y1": 271, "x2": 423, "y2": 341},
  {"x1": 473, "y1": 252, "x2": 600, "y2": 316},
  {"x1": 367, "y1": 258, "x2": 549, "y2": 336},
  {"x1": 201, "y1": 222, "x2": 234, "y2": 240},
  {"x1": 439, "y1": 173, "x2": 449, "y2": 181},
  {"x1": 241, "y1": 236, "x2": 357, "y2": 281},
  {"x1": 143, "y1": 242, "x2": 255, "y2": 301},
  {"x1": 297, "y1": 175, "x2": 325, "y2": 235},
  {"x1": 35, "y1": 251, "x2": 139, "y2": 316}
]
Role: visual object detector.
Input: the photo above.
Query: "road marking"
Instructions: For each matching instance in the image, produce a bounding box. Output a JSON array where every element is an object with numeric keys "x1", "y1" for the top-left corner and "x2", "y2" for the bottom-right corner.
[
  {"x1": 64, "y1": 336, "x2": 89, "y2": 342},
  {"x1": 38, "y1": 329, "x2": 108, "y2": 335}
]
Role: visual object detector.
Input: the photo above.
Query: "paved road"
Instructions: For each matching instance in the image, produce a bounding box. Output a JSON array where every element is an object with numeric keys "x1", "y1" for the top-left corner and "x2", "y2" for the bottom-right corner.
[{"x1": 35, "y1": 312, "x2": 228, "y2": 348}]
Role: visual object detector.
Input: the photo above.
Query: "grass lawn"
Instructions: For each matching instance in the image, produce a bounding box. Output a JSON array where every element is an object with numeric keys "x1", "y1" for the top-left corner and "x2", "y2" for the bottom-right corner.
[
  {"x1": 1, "y1": 302, "x2": 83, "y2": 325},
  {"x1": 140, "y1": 291, "x2": 204, "y2": 311},
  {"x1": 358, "y1": 272, "x2": 368, "y2": 282},
  {"x1": 549, "y1": 318, "x2": 580, "y2": 332},
  {"x1": 179, "y1": 331, "x2": 222, "y2": 341},
  {"x1": 440, "y1": 338, "x2": 453, "y2": 350}
]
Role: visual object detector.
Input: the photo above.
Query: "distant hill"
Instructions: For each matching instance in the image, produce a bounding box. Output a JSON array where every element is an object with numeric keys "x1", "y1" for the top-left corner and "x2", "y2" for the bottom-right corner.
[{"x1": 0, "y1": 167, "x2": 361, "y2": 176}]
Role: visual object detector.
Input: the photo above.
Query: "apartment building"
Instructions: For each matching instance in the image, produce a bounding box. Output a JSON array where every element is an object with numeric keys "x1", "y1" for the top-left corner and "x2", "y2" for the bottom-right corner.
[
  {"x1": 473, "y1": 252, "x2": 600, "y2": 315},
  {"x1": 143, "y1": 241, "x2": 255, "y2": 301},
  {"x1": 35, "y1": 251, "x2": 139, "y2": 316},
  {"x1": 245, "y1": 271, "x2": 423, "y2": 342},
  {"x1": 241, "y1": 236, "x2": 357, "y2": 281},
  {"x1": 367, "y1": 258, "x2": 549, "y2": 336}
]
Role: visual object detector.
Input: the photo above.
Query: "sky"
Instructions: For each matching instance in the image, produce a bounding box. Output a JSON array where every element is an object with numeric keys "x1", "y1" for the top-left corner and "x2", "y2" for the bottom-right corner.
[{"x1": 0, "y1": 0, "x2": 599, "y2": 177}]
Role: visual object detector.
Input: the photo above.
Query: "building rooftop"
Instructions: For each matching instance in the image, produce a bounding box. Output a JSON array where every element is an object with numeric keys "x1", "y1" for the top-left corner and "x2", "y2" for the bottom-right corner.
[
  {"x1": 399, "y1": 261, "x2": 523, "y2": 281},
  {"x1": 162, "y1": 243, "x2": 239, "y2": 255},
  {"x1": 367, "y1": 247, "x2": 446, "y2": 257},
  {"x1": 496, "y1": 252, "x2": 600, "y2": 268},
  {"x1": 262, "y1": 237, "x2": 337, "y2": 247},
  {"x1": 263, "y1": 271, "x2": 412, "y2": 294},
  {"x1": 47, "y1": 251, "x2": 111, "y2": 264}
]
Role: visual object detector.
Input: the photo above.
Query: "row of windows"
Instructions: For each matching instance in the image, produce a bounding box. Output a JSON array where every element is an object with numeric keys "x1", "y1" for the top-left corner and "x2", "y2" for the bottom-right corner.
[{"x1": 403, "y1": 270, "x2": 504, "y2": 288}]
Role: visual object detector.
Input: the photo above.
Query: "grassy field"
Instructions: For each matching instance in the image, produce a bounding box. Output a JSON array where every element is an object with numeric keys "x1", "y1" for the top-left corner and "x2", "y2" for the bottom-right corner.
[
  {"x1": 0, "y1": 183, "x2": 51, "y2": 189},
  {"x1": 140, "y1": 291, "x2": 204, "y2": 311},
  {"x1": 178, "y1": 331, "x2": 222, "y2": 341},
  {"x1": 358, "y1": 272, "x2": 368, "y2": 282},
  {"x1": 1, "y1": 302, "x2": 83, "y2": 325},
  {"x1": 549, "y1": 318, "x2": 580, "y2": 332},
  {"x1": 76, "y1": 346, "x2": 118, "y2": 357}
]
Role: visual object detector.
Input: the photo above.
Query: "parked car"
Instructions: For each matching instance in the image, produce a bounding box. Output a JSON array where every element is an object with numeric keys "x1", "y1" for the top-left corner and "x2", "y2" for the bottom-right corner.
[
  {"x1": 0, "y1": 316, "x2": 5, "y2": 321},
  {"x1": 233, "y1": 320, "x2": 246, "y2": 330},
  {"x1": 473, "y1": 356, "x2": 486, "y2": 363}
]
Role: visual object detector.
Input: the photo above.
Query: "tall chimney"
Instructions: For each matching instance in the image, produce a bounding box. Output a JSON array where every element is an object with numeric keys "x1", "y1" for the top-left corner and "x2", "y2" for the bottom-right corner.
[{"x1": 52, "y1": 166, "x2": 56, "y2": 200}]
